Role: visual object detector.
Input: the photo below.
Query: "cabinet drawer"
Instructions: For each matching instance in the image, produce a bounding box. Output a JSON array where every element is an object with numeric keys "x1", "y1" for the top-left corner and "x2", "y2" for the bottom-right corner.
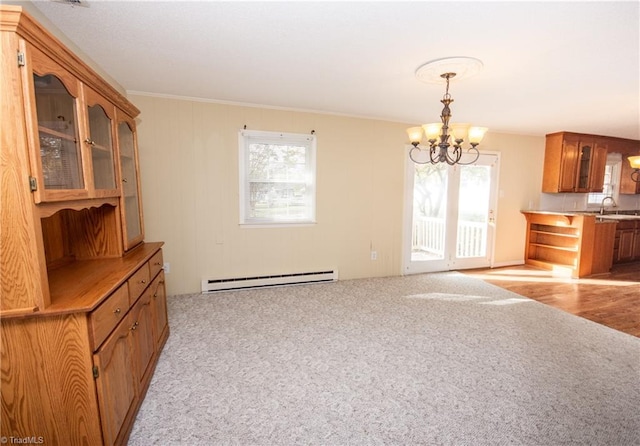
[
  {"x1": 90, "y1": 284, "x2": 129, "y2": 350},
  {"x1": 149, "y1": 250, "x2": 164, "y2": 279},
  {"x1": 128, "y1": 263, "x2": 150, "y2": 306}
]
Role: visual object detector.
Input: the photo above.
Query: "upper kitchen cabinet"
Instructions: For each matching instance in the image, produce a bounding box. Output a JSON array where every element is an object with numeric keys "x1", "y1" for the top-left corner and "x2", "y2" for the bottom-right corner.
[
  {"x1": 116, "y1": 111, "x2": 145, "y2": 250},
  {"x1": 542, "y1": 132, "x2": 607, "y2": 193}
]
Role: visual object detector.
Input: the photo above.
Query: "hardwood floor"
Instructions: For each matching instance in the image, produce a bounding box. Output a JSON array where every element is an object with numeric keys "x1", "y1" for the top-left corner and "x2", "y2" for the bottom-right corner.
[{"x1": 465, "y1": 262, "x2": 640, "y2": 338}]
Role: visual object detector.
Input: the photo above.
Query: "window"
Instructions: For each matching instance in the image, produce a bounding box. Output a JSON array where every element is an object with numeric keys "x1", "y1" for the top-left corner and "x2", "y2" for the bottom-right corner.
[
  {"x1": 587, "y1": 153, "x2": 621, "y2": 207},
  {"x1": 239, "y1": 130, "x2": 316, "y2": 225}
]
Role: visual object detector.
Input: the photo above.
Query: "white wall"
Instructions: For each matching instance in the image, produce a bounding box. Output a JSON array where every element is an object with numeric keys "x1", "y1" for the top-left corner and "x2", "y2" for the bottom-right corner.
[{"x1": 132, "y1": 94, "x2": 545, "y2": 295}]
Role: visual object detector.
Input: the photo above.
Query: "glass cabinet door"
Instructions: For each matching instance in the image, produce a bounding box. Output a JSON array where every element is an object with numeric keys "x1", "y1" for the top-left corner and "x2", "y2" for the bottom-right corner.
[
  {"x1": 577, "y1": 142, "x2": 593, "y2": 191},
  {"x1": 85, "y1": 89, "x2": 117, "y2": 195},
  {"x1": 117, "y1": 118, "x2": 144, "y2": 249},
  {"x1": 33, "y1": 73, "x2": 84, "y2": 193}
]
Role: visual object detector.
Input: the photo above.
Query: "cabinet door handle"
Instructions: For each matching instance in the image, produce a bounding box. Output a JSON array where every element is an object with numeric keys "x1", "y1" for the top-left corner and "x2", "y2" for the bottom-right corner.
[
  {"x1": 84, "y1": 138, "x2": 95, "y2": 146},
  {"x1": 131, "y1": 321, "x2": 139, "y2": 331},
  {"x1": 140, "y1": 279, "x2": 146, "y2": 284},
  {"x1": 122, "y1": 178, "x2": 128, "y2": 183},
  {"x1": 113, "y1": 308, "x2": 121, "y2": 314},
  {"x1": 154, "y1": 262, "x2": 161, "y2": 266}
]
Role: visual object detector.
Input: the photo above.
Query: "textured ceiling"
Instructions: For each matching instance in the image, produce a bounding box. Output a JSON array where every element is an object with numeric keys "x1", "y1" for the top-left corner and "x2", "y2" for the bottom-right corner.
[{"x1": 28, "y1": 0, "x2": 640, "y2": 139}]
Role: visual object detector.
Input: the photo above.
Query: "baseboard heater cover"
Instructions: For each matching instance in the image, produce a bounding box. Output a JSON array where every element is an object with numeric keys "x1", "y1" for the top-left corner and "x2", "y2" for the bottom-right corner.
[{"x1": 202, "y1": 270, "x2": 338, "y2": 293}]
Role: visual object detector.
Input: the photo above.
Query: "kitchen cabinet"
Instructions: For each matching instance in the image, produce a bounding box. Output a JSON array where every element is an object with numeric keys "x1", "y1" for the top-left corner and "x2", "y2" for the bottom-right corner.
[
  {"x1": 591, "y1": 220, "x2": 617, "y2": 274},
  {"x1": 521, "y1": 211, "x2": 598, "y2": 278},
  {"x1": 611, "y1": 219, "x2": 640, "y2": 263},
  {"x1": 1, "y1": 6, "x2": 169, "y2": 445},
  {"x1": 542, "y1": 132, "x2": 608, "y2": 193}
]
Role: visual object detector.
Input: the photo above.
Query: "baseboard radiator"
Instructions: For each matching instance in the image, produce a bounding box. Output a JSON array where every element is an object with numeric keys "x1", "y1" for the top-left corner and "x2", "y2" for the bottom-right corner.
[{"x1": 202, "y1": 270, "x2": 338, "y2": 293}]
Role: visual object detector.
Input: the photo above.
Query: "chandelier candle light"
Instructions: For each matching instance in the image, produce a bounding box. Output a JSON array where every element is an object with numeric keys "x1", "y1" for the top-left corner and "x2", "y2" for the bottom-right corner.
[
  {"x1": 407, "y1": 57, "x2": 488, "y2": 165},
  {"x1": 628, "y1": 155, "x2": 640, "y2": 182}
]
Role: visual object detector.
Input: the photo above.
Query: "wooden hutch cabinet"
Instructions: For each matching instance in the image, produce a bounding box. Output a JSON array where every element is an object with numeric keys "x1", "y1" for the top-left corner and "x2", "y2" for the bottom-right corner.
[
  {"x1": 1, "y1": 6, "x2": 168, "y2": 445},
  {"x1": 542, "y1": 132, "x2": 608, "y2": 193}
]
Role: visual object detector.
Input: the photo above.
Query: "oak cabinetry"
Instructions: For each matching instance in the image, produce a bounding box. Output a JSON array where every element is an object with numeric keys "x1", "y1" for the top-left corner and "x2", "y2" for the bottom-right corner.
[
  {"x1": 542, "y1": 132, "x2": 608, "y2": 193},
  {"x1": 611, "y1": 219, "x2": 640, "y2": 263},
  {"x1": 1, "y1": 6, "x2": 168, "y2": 445},
  {"x1": 116, "y1": 113, "x2": 145, "y2": 249},
  {"x1": 521, "y1": 212, "x2": 604, "y2": 278},
  {"x1": 94, "y1": 309, "x2": 138, "y2": 446},
  {"x1": 151, "y1": 271, "x2": 169, "y2": 349},
  {"x1": 26, "y1": 44, "x2": 121, "y2": 202},
  {"x1": 591, "y1": 220, "x2": 617, "y2": 274}
]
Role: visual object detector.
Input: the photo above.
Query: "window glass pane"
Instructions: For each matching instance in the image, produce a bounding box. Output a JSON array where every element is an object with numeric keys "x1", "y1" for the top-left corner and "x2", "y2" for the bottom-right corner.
[
  {"x1": 587, "y1": 156, "x2": 620, "y2": 206},
  {"x1": 411, "y1": 163, "x2": 447, "y2": 261},
  {"x1": 88, "y1": 104, "x2": 116, "y2": 190},
  {"x1": 241, "y1": 132, "x2": 315, "y2": 224}
]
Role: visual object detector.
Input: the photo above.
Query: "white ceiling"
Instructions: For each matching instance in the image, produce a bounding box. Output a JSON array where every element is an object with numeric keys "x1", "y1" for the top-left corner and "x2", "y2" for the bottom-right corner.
[{"x1": 29, "y1": 0, "x2": 640, "y2": 139}]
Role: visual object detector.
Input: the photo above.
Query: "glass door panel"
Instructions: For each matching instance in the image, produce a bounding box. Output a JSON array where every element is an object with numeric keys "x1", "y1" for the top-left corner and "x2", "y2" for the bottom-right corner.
[
  {"x1": 404, "y1": 152, "x2": 498, "y2": 274},
  {"x1": 118, "y1": 121, "x2": 143, "y2": 249},
  {"x1": 33, "y1": 73, "x2": 83, "y2": 190},
  {"x1": 456, "y1": 164, "x2": 490, "y2": 258},
  {"x1": 87, "y1": 104, "x2": 116, "y2": 190},
  {"x1": 411, "y1": 162, "x2": 448, "y2": 266}
]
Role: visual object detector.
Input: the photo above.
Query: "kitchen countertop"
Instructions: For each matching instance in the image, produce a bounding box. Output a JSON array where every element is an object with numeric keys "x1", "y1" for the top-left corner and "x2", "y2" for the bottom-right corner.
[{"x1": 522, "y1": 210, "x2": 640, "y2": 220}]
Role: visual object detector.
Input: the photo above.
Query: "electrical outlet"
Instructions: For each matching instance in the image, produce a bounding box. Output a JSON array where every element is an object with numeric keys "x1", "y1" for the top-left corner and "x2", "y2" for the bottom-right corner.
[
  {"x1": 163, "y1": 262, "x2": 170, "y2": 274},
  {"x1": 371, "y1": 251, "x2": 378, "y2": 261}
]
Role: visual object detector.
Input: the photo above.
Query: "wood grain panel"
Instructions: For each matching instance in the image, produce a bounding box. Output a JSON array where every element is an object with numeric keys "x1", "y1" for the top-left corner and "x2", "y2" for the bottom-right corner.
[
  {"x1": 148, "y1": 249, "x2": 163, "y2": 279},
  {"x1": 592, "y1": 222, "x2": 617, "y2": 274},
  {"x1": 66, "y1": 204, "x2": 122, "y2": 259},
  {"x1": 127, "y1": 263, "x2": 150, "y2": 307},
  {"x1": 93, "y1": 312, "x2": 136, "y2": 446},
  {"x1": 129, "y1": 290, "x2": 155, "y2": 392},
  {"x1": 1, "y1": 32, "x2": 49, "y2": 313},
  {"x1": 40, "y1": 242, "x2": 163, "y2": 316},
  {"x1": 150, "y1": 270, "x2": 168, "y2": 349},
  {"x1": 41, "y1": 211, "x2": 71, "y2": 266},
  {"x1": 89, "y1": 284, "x2": 129, "y2": 350},
  {"x1": 1, "y1": 314, "x2": 102, "y2": 444}
]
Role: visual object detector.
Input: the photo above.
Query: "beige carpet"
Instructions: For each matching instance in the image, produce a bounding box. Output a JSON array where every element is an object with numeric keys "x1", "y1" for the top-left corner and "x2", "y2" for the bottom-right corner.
[{"x1": 129, "y1": 272, "x2": 640, "y2": 445}]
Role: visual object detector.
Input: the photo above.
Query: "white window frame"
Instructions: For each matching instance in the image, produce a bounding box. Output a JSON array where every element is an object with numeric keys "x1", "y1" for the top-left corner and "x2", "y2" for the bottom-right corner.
[
  {"x1": 239, "y1": 130, "x2": 317, "y2": 226},
  {"x1": 587, "y1": 152, "x2": 622, "y2": 208}
]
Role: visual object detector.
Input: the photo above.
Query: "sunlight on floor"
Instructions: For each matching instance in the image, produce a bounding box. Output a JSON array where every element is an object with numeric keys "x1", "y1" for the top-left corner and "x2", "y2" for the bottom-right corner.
[
  {"x1": 406, "y1": 293, "x2": 532, "y2": 305},
  {"x1": 467, "y1": 269, "x2": 640, "y2": 287}
]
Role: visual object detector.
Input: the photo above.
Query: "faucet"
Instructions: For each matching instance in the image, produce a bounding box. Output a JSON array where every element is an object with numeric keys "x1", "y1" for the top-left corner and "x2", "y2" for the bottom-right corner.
[{"x1": 600, "y1": 196, "x2": 617, "y2": 215}]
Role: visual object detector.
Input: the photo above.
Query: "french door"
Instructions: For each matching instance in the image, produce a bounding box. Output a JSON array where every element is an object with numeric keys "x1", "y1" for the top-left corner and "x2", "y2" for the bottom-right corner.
[{"x1": 403, "y1": 151, "x2": 499, "y2": 274}]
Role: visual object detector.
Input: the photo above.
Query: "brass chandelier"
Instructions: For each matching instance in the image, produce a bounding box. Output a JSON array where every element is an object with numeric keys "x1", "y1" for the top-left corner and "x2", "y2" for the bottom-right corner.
[{"x1": 407, "y1": 58, "x2": 487, "y2": 166}]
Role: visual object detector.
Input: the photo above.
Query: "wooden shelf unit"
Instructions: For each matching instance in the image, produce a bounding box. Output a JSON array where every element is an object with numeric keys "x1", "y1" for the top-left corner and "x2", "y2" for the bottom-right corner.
[{"x1": 522, "y1": 212, "x2": 596, "y2": 278}]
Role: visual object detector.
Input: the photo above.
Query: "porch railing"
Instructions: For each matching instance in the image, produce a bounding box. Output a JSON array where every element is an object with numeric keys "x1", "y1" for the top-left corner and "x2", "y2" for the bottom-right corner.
[{"x1": 412, "y1": 216, "x2": 487, "y2": 258}]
